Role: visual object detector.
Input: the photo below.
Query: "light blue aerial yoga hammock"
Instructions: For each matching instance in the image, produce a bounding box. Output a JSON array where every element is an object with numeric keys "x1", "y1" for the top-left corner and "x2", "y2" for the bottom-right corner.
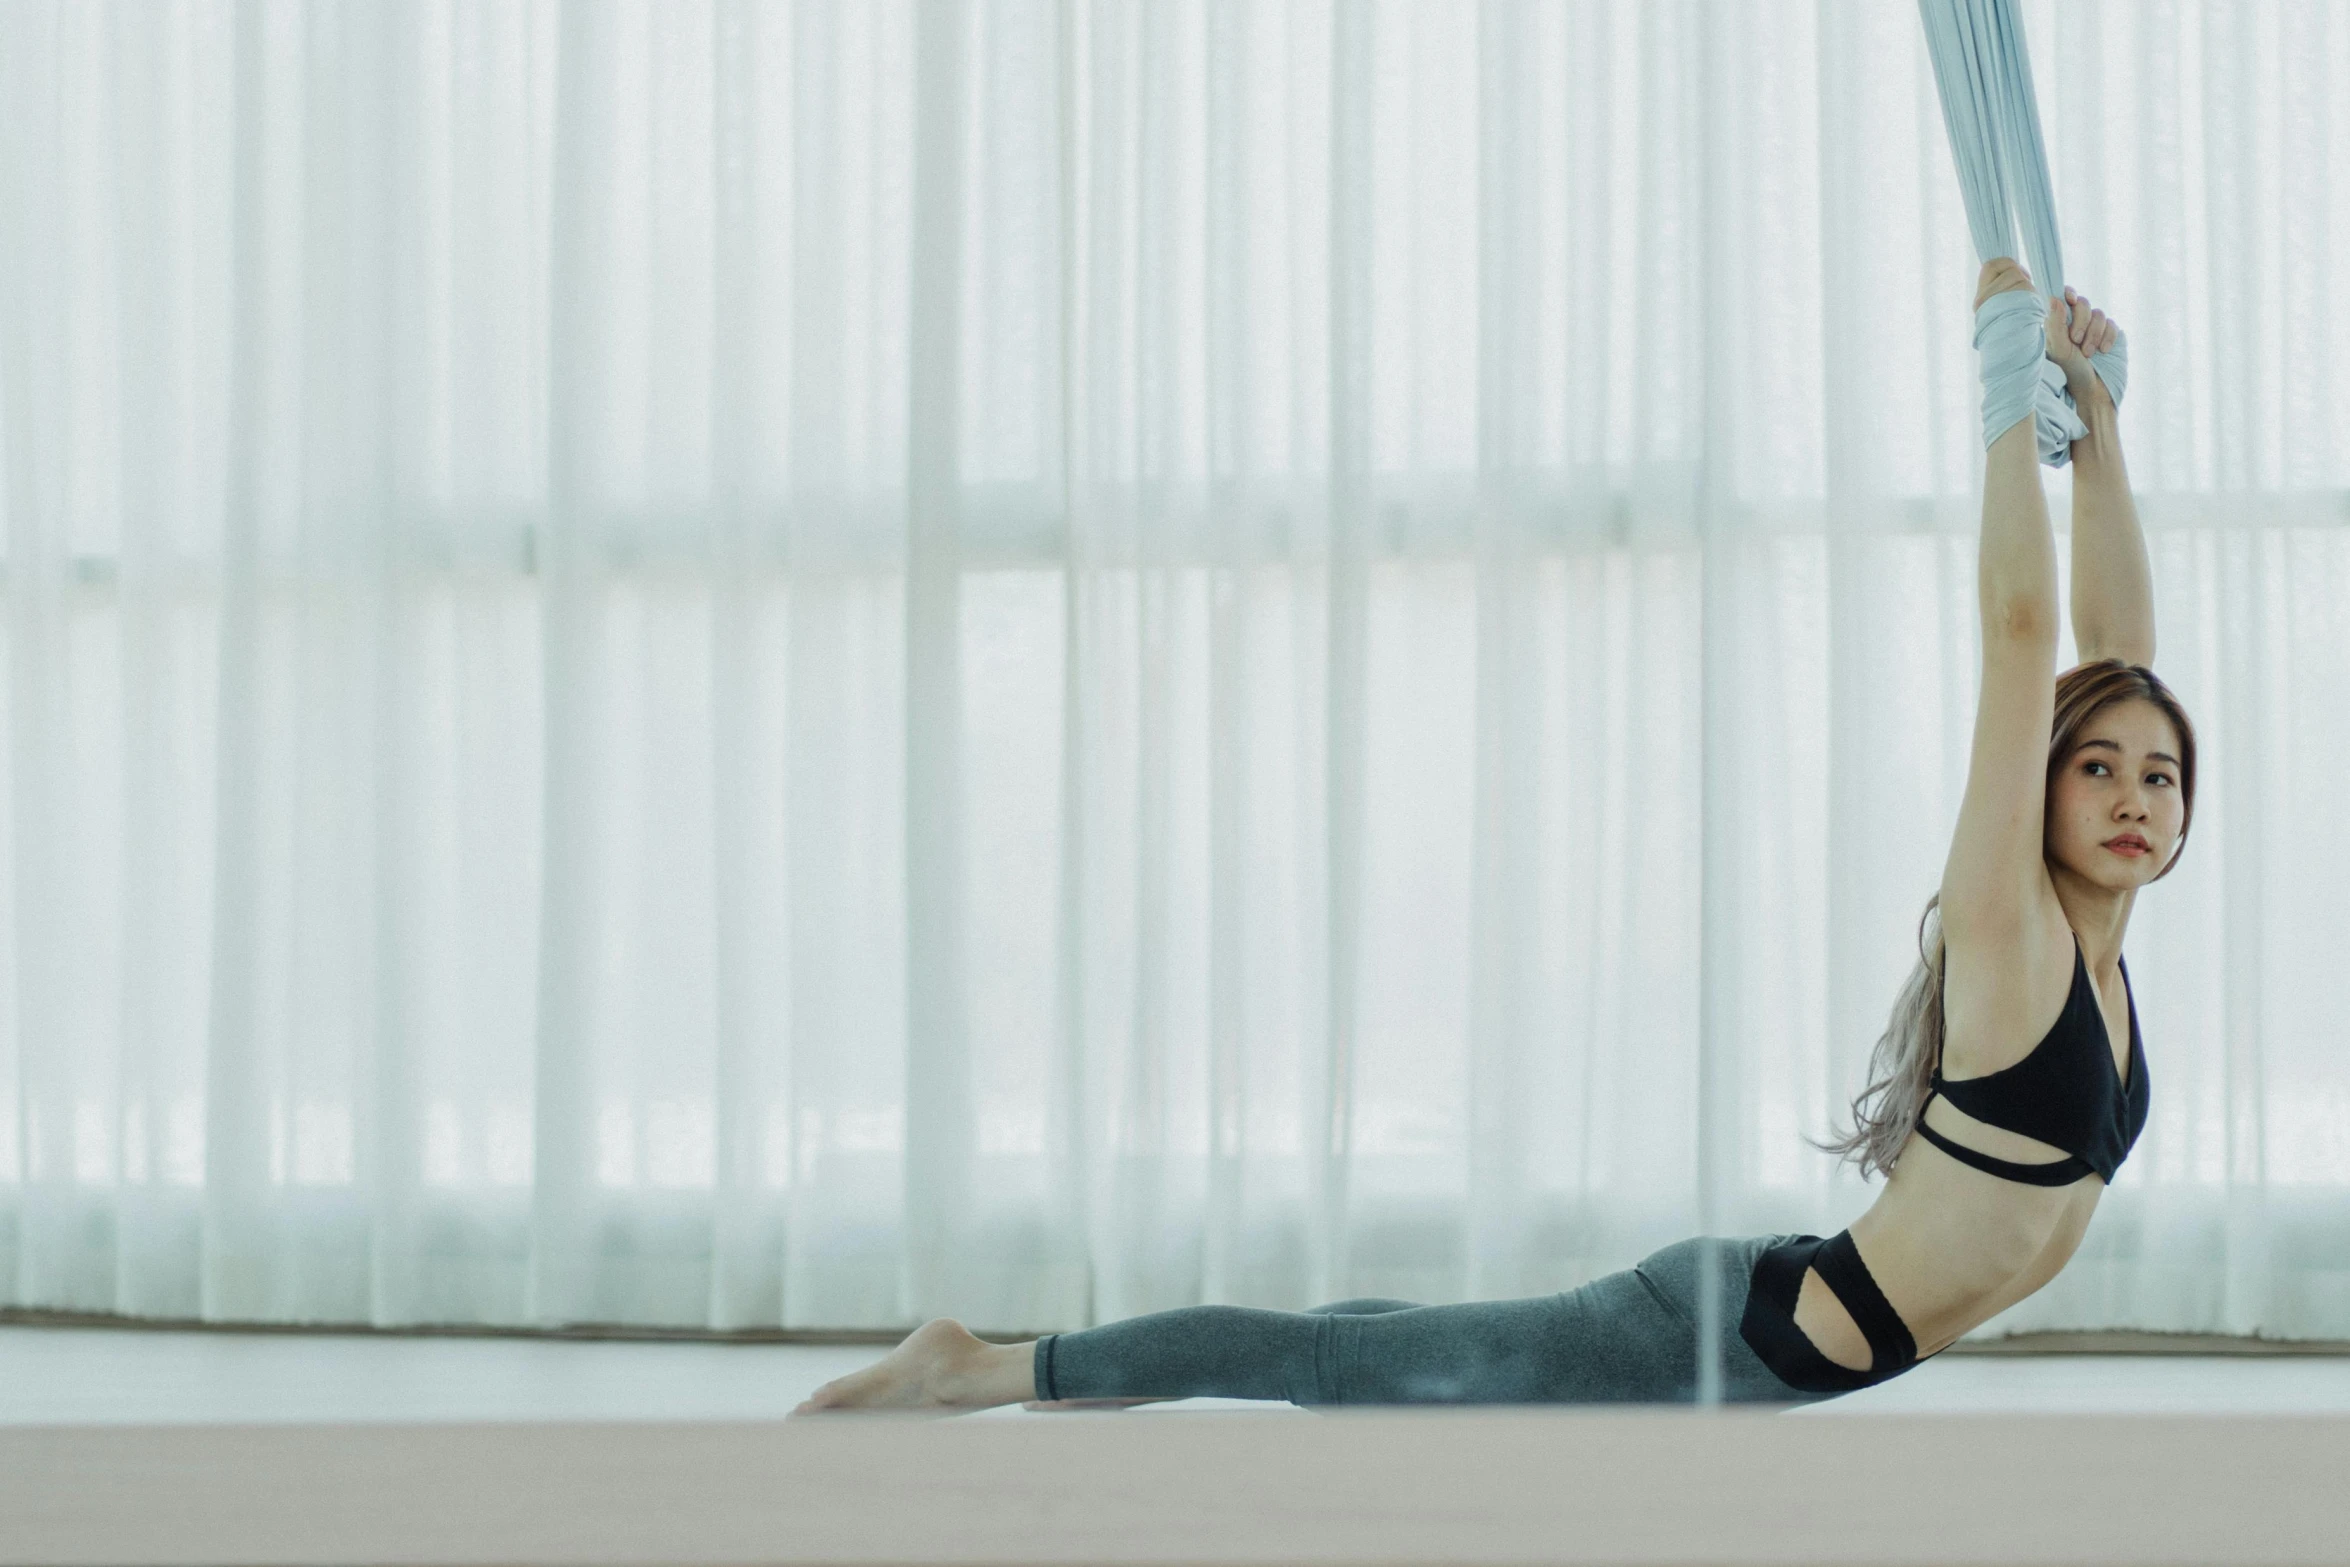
[{"x1": 1919, "y1": 0, "x2": 2129, "y2": 467}]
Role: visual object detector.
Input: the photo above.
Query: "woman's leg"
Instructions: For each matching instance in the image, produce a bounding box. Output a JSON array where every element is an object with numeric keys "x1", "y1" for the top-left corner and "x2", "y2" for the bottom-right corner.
[
  {"x1": 793, "y1": 1240, "x2": 1828, "y2": 1414},
  {"x1": 1036, "y1": 1241, "x2": 1843, "y2": 1408},
  {"x1": 1037, "y1": 1268, "x2": 1724, "y2": 1407},
  {"x1": 1023, "y1": 1296, "x2": 1428, "y2": 1411}
]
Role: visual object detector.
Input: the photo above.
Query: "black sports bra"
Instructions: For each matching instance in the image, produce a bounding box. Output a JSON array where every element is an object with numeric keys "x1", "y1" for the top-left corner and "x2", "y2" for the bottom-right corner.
[{"x1": 1913, "y1": 930, "x2": 2150, "y2": 1186}]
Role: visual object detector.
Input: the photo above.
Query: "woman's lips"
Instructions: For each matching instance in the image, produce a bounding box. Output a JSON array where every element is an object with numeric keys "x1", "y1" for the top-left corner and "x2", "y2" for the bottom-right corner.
[{"x1": 2105, "y1": 841, "x2": 2148, "y2": 856}]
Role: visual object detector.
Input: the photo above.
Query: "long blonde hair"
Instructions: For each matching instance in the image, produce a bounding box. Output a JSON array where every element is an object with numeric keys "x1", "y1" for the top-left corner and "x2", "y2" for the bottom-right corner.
[{"x1": 1810, "y1": 660, "x2": 2199, "y2": 1181}]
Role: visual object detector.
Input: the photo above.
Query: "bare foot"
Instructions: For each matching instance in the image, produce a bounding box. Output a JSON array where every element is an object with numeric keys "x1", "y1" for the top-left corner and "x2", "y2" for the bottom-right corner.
[{"x1": 789, "y1": 1318, "x2": 1012, "y2": 1417}]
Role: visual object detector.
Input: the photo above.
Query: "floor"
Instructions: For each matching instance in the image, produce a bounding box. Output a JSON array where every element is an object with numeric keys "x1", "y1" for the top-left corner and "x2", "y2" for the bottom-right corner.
[{"x1": 7, "y1": 1325, "x2": 2350, "y2": 1423}]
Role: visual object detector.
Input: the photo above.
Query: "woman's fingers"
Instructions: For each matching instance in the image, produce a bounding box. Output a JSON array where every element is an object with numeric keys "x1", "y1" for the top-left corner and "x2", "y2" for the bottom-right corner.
[
  {"x1": 2062, "y1": 289, "x2": 2114, "y2": 352},
  {"x1": 2044, "y1": 293, "x2": 2076, "y2": 355},
  {"x1": 1983, "y1": 263, "x2": 2121, "y2": 357},
  {"x1": 2064, "y1": 287, "x2": 2120, "y2": 354}
]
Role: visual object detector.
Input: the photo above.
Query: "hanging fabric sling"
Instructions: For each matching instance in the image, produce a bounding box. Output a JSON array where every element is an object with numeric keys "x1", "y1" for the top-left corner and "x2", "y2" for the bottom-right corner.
[{"x1": 1918, "y1": 0, "x2": 2128, "y2": 467}]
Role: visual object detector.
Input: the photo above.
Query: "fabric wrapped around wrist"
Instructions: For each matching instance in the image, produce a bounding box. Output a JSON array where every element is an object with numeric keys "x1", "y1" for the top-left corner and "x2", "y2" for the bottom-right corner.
[
  {"x1": 1927, "y1": 0, "x2": 2129, "y2": 468},
  {"x1": 1974, "y1": 288, "x2": 2129, "y2": 466}
]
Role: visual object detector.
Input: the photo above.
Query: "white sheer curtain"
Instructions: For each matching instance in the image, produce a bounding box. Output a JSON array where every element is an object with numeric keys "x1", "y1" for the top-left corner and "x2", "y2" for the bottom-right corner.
[{"x1": 2, "y1": 0, "x2": 2347, "y2": 1340}]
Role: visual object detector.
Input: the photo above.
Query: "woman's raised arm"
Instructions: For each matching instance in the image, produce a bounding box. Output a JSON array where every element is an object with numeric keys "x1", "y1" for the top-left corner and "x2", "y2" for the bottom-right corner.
[
  {"x1": 2050, "y1": 287, "x2": 2154, "y2": 667},
  {"x1": 1973, "y1": 259, "x2": 2061, "y2": 630}
]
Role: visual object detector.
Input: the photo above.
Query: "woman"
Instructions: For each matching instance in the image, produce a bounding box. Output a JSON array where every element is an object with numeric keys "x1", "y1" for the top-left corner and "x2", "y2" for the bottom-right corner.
[{"x1": 790, "y1": 258, "x2": 2195, "y2": 1416}]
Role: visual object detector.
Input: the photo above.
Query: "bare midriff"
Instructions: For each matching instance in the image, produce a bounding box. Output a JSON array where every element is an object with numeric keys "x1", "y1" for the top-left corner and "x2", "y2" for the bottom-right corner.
[
  {"x1": 1795, "y1": 1136, "x2": 2102, "y2": 1368},
  {"x1": 1789, "y1": 889, "x2": 2131, "y2": 1372}
]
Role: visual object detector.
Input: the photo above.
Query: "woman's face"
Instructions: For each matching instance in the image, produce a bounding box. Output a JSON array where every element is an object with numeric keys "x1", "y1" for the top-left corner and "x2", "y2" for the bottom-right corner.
[{"x1": 2044, "y1": 698, "x2": 2187, "y2": 885}]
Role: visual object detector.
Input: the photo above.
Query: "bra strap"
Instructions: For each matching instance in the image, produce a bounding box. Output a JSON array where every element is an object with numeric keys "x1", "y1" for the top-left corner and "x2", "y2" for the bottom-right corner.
[
  {"x1": 1912, "y1": 1117, "x2": 2092, "y2": 1186},
  {"x1": 1811, "y1": 1229, "x2": 1917, "y2": 1373}
]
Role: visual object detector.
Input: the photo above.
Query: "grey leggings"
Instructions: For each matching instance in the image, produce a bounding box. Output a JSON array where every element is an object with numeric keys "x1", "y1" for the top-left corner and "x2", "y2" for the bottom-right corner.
[{"x1": 1033, "y1": 1233, "x2": 1840, "y2": 1408}]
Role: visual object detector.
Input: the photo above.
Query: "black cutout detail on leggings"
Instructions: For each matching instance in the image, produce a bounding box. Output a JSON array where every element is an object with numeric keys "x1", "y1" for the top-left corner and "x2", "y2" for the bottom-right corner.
[
  {"x1": 1811, "y1": 1229, "x2": 1918, "y2": 1368},
  {"x1": 1738, "y1": 1232, "x2": 1927, "y2": 1395}
]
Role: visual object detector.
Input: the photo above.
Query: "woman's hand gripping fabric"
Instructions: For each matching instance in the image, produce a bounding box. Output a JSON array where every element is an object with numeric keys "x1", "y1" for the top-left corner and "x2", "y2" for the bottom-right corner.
[
  {"x1": 1970, "y1": 258, "x2": 2125, "y2": 464},
  {"x1": 2047, "y1": 285, "x2": 2128, "y2": 413}
]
